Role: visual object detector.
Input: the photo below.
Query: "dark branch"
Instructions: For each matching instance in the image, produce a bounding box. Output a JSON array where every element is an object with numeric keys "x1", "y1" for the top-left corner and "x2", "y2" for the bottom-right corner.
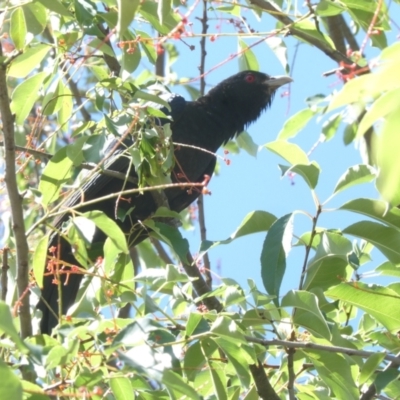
[{"x1": 0, "y1": 43, "x2": 32, "y2": 338}]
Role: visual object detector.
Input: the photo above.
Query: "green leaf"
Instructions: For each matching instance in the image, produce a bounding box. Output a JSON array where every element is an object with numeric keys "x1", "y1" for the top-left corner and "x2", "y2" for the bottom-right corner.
[
  {"x1": 32, "y1": 234, "x2": 49, "y2": 289},
  {"x1": 38, "y1": 146, "x2": 74, "y2": 207},
  {"x1": 236, "y1": 131, "x2": 258, "y2": 157},
  {"x1": 209, "y1": 362, "x2": 228, "y2": 400},
  {"x1": 147, "y1": 221, "x2": 189, "y2": 262},
  {"x1": 139, "y1": 1, "x2": 180, "y2": 34},
  {"x1": 10, "y1": 71, "x2": 47, "y2": 125},
  {"x1": 326, "y1": 282, "x2": 400, "y2": 332},
  {"x1": 157, "y1": 0, "x2": 171, "y2": 25},
  {"x1": 74, "y1": 0, "x2": 97, "y2": 27},
  {"x1": 213, "y1": 336, "x2": 254, "y2": 388},
  {"x1": 0, "y1": 302, "x2": 27, "y2": 352},
  {"x1": 304, "y1": 350, "x2": 358, "y2": 399},
  {"x1": 279, "y1": 162, "x2": 320, "y2": 189},
  {"x1": 184, "y1": 342, "x2": 206, "y2": 381},
  {"x1": 376, "y1": 262, "x2": 400, "y2": 278},
  {"x1": 333, "y1": 164, "x2": 376, "y2": 195},
  {"x1": 238, "y1": 39, "x2": 259, "y2": 71},
  {"x1": 303, "y1": 231, "x2": 353, "y2": 290},
  {"x1": 376, "y1": 111, "x2": 400, "y2": 205},
  {"x1": 110, "y1": 377, "x2": 134, "y2": 400},
  {"x1": 322, "y1": 113, "x2": 342, "y2": 141},
  {"x1": 282, "y1": 290, "x2": 330, "y2": 339},
  {"x1": 22, "y1": 2, "x2": 47, "y2": 36},
  {"x1": 0, "y1": 360, "x2": 23, "y2": 400},
  {"x1": 87, "y1": 38, "x2": 116, "y2": 57},
  {"x1": 265, "y1": 37, "x2": 288, "y2": 72},
  {"x1": 260, "y1": 213, "x2": 293, "y2": 303},
  {"x1": 117, "y1": 0, "x2": 140, "y2": 37},
  {"x1": 316, "y1": 0, "x2": 347, "y2": 16},
  {"x1": 10, "y1": 7, "x2": 27, "y2": 50},
  {"x1": 210, "y1": 316, "x2": 246, "y2": 344},
  {"x1": 58, "y1": 85, "x2": 73, "y2": 131},
  {"x1": 343, "y1": 221, "x2": 400, "y2": 264},
  {"x1": 37, "y1": 0, "x2": 72, "y2": 17},
  {"x1": 264, "y1": 140, "x2": 309, "y2": 165},
  {"x1": 121, "y1": 31, "x2": 141, "y2": 74},
  {"x1": 277, "y1": 108, "x2": 315, "y2": 140},
  {"x1": 199, "y1": 210, "x2": 277, "y2": 255},
  {"x1": 42, "y1": 79, "x2": 65, "y2": 116},
  {"x1": 292, "y1": 19, "x2": 335, "y2": 50},
  {"x1": 82, "y1": 211, "x2": 128, "y2": 253},
  {"x1": 340, "y1": 198, "x2": 400, "y2": 230},
  {"x1": 162, "y1": 370, "x2": 200, "y2": 400},
  {"x1": 374, "y1": 369, "x2": 400, "y2": 393},
  {"x1": 137, "y1": 30, "x2": 157, "y2": 64},
  {"x1": 8, "y1": 44, "x2": 50, "y2": 78},
  {"x1": 357, "y1": 88, "x2": 400, "y2": 137},
  {"x1": 359, "y1": 353, "x2": 386, "y2": 385}
]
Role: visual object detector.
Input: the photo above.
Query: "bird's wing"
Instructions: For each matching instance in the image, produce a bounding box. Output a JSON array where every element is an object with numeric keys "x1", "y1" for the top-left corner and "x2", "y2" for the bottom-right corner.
[{"x1": 54, "y1": 93, "x2": 187, "y2": 226}]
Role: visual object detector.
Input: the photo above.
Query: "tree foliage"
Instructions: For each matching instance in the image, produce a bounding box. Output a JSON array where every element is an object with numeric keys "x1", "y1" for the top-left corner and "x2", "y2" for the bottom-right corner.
[{"x1": 1, "y1": 0, "x2": 400, "y2": 399}]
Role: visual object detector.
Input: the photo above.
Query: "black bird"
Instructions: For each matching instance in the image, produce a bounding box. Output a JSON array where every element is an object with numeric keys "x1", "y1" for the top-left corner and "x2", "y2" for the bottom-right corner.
[{"x1": 38, "y1": 70, "x2": 292, "y2": 334}]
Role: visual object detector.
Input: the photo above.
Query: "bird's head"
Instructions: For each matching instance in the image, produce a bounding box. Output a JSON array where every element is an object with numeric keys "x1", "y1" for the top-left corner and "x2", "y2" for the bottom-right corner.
[{"x1": 204, "y1": 70, "x2": 292, "y2": 136}]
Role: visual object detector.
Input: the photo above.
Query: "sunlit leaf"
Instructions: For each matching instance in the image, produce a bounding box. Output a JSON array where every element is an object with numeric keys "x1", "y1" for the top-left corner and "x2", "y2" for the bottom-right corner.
[
  {"x1": 10, "y1": 7, "x2": 27, "y2": 50},
  {"x1": 265, "y1": 140, "x2": 309, "y2": 165},
  {"x1": 282, "y1": 290, "x2": 330, "y2": 339},
  {"x1": 326, "y1": 282, "x2": 400, "y2": 332},
  {"x1": 8, "y1": 44, "x2": 50, "y2": 78},
  {"x1": 277, "y1": 108, "x2": 315, "y2": 140},
  {"x1": 333, "y1": 164, "x2": 376, "y2": 195},
  {"x1": 376, "y1": 111, "x2": 400, "y2": 205},
  {"x1": 344, "y1": 221, "x2": 400, "y2": 264}
]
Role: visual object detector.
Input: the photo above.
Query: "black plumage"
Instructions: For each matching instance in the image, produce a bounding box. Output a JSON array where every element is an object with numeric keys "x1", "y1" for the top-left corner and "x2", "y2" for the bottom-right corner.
[{"x1": 38, "y1": 70, "x2": 292, "y2": 333}]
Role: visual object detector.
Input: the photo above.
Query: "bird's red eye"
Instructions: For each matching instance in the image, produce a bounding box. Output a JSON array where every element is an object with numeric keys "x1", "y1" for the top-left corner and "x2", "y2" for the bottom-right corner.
[{"x1": 245, "y1": 73, "x2": 255, "y2": 83}]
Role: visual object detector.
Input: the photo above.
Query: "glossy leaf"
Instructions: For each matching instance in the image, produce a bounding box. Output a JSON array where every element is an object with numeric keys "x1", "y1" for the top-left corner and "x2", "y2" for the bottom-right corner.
[
  {"x1": 340, "y1": 198, "x2": 400, "y2": 230},
  {"x1": 238, "y1": 39, "x2": 259, "y2": 71},
  {"x1": 10, "y1": 72, "x2": 47, "y2": 125},
  {"x1": 199, "y1": 210, "x2": 276, "y2": 255},
  {"x1": 282, "y1": 290, "x2": 330, "y2": 339},
  {"x1": 32, "y1": 234, "x2": 49, "y2": 289},
  {"x1": 279, "y1": 162, "x2": 320, "y2": 189},
  {"x1": 265, "y1": 140, "x2": 309, "y2": 165},
  {"x1": 260, "y1": 213, "x2": 293, "y2": 303},
  {"x1": 326, "y1": 282, "x2": 400, "y2": 332},
  {"x1": 343, "y1": 221, "x2": 400, "y2": 264},
  {"x1": 376, "y1": 111, "x2": 400, "y2": 205},
  {"x1": 333, "y1": 164, "x2": 376, "y2": 195},
  {"x1": 8, "y1": 44, "x2": 50, "y2": 78},
  {"x1": 277, "y1": 108, "x2": 315, "y2": 140},
  {"x1": 10, "y1": 8, "x2": 27, "y2": 50}
]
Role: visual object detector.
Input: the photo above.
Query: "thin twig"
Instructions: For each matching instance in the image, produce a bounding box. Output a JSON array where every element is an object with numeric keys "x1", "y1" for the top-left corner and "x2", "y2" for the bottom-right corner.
[
  {"x1": 182, "y1": 252, "x2": 222, "y2": 313},
  {"x1": 245, "y1": 336, "x2": 400, "y2": 366},
  {"x1": 197, "y1": 0, "x2": 212, "y2": 287},
  {"x1": 1, "y1": 247, "x2": 9, "y2": 301}
]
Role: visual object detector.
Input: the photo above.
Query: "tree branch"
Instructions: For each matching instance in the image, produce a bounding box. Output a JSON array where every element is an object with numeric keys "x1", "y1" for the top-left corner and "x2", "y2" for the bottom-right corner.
[
  {"x1": 246, "y1": 336, "x2": 400, "y2": 366},
  {"x1": 197, "y1": 0, "x2": 212, "y2": 287},
  {"x1": 182, "y1": 252, "x2": 222, "y2": 313},
  {"x1": 249, "y1": 0, "x2": 354, "y2": 66},
  {"x1": 1, "y1": 247, "x2": 9, "y2": 301},
  {"x1": 249, "y1": 362, "x2": 280, "y2": 400},
  {"x1": 0, "y1": 44, "x2": 32, "y2": 338}
]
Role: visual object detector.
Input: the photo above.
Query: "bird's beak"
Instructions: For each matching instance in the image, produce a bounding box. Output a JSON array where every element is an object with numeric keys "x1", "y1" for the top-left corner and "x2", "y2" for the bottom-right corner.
[{"x1": 268, "y1": 75, "x2": 293, "y2": 88}]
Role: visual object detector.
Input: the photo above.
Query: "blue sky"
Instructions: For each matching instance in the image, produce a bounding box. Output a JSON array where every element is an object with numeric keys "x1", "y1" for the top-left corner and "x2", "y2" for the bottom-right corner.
[{"x1": 154, "y1": 3, "x2": 399, "y2": 297}]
